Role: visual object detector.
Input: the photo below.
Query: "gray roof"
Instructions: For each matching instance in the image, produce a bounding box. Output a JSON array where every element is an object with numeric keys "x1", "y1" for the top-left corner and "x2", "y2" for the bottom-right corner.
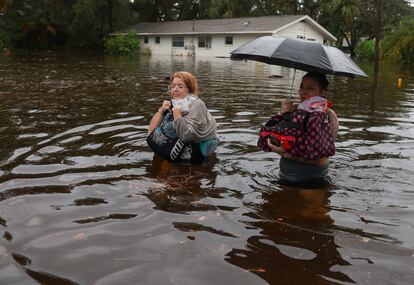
[{"x1": 116, "y1": 15, "x2": 336, "y2": 41}]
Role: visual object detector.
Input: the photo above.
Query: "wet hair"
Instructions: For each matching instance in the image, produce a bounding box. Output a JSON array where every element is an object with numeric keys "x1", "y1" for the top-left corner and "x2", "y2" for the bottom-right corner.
[
  {"x1": 170, "y1": 71, "x2": 199, "y2": 95},
  {"x1": 303, "y1": 72, "x2": 329, "y2": 91}
]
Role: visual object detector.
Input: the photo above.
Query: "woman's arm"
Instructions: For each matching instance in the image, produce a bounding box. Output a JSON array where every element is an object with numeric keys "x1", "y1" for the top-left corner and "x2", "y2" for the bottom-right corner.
[
  {"x1": 173, "y1": 100, "x2": 217, "y2": 142},
  {"x1": 147, "y1": 100, "x2": 171, "y2": 135},
  {"x1": 266, "y1": 138, "x2": 327, "y2": 166},
  {"x1": 327, "y1": 108, "x2": 339, "y2": 140}
]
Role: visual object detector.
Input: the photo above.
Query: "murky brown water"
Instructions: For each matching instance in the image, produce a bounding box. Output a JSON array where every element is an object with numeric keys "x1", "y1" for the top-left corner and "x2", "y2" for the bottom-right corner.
[{"x1": 1, "y1": 53, "x2": 414, "y2": 285}]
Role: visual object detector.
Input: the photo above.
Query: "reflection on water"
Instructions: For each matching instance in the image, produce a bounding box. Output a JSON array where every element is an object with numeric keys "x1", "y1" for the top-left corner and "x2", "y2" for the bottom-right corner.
[
  {"x1": 227, "y1": 186, "x2": 352, "y2": 285},
  {"x1": 1, "y1": 54, "x2": 414, "y2": 285}
]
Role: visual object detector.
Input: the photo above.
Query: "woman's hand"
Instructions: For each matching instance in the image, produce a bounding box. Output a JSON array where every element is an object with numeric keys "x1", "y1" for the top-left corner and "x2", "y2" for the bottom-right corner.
[
  {"x1": 267, "y1": 138, "x2": 286, "y2": 156},
  {"x1": 159, "y1": 100, "x2": 171, "y2": 114},
  {"x1": 148, "y1": 100, "x2": 171, "y2": 135},
  {"x1": 279, "y1": 99, "x2": 294, "y2": 115},
  {"x1": 172, "y1": 106, "x2": 182, "y2": 120},
  {"x1": 267, "y1": 137, "x2": 326, "y2": 165}
]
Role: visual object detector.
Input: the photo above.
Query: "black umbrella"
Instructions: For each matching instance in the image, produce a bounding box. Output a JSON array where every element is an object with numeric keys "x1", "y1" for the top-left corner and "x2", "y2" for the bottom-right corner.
[{"x1": 230, "y1": 36, "x2": 368, "y2": 78}]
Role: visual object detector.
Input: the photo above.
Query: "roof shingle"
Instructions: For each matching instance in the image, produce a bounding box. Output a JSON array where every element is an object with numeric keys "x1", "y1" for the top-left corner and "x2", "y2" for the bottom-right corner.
[{"x1": 119, "y1": 15, "x2": 306, "y2": 34}]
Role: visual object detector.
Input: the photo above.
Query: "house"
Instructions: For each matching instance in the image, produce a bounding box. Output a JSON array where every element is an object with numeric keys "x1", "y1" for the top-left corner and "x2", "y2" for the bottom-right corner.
[{"x1": 115, "y1": 15, "x2": 337, "y2": 57}]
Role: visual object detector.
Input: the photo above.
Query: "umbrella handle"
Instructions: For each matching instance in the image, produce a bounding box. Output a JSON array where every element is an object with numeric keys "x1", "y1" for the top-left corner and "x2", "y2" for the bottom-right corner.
[{"x1": 289, "y1": 69, "x2": 296, "y2": 99}]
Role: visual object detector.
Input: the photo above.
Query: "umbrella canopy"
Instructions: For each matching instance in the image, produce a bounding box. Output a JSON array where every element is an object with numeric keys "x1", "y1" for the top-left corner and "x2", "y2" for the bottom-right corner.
[{"x1": 230, "y1": 36, "x2": 367, "y2": 78}]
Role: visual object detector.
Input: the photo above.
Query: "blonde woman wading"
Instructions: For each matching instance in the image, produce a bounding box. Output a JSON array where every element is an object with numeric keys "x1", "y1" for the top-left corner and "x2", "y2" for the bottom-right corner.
[{"x1": 147, "y1": 71, "x2": 219, "y2": 163}]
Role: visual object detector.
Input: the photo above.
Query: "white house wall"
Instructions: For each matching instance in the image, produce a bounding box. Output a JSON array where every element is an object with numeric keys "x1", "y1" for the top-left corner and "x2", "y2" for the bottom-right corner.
[
  {"x1": 138, "y1": 22, "x2": 325, "y2": 57},
  {"x1": 140, "y1": 36, "x2": 171, "y2": 55},
  {"x1": 196, "y1": 34, "x2": 263, "y2": 57},
  {"x1": 140, "y1": 34, "x2": 267, "y2": 57},
  {"x1": 275, "y1": 22, "x2": 324, "y2": 43}
]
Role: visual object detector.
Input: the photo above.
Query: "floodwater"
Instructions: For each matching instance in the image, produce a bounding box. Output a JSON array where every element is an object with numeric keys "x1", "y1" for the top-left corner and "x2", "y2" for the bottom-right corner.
[{"x1": 0, "y1": 53, "x2": 413, "y2": 285}]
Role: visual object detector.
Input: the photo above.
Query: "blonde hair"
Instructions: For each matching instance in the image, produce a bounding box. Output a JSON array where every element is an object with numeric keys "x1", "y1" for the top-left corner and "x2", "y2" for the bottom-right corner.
[{"x1": 170, "y1": 71, "x2": 199, "y2": 95}]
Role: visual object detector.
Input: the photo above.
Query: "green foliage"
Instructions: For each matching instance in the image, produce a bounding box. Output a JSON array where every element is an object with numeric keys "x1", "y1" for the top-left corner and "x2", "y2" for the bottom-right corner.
[
  {"x1": 319, "y1": 0, "x2": 413, "y2": 57},
  {"x1": 206, "y1": 0, "x2": 253, "y2": 18},
  {"x1": 0, "y1": 0, "x2": 135, "y2": 51},
  {"x1": 68, "y1": 0, "x2": 102, "y2": 50},
  {"x1": 104, "y1": 31, "x2": 140, "y2": 55},
  {"x1": 68, "y1": 0, "x2": 135, "y2": 50},
  {"x1": 0, "y1": 28, "x2": 11, "y2": 51},
  {"x1": 0, "y1": 0, "x2": 413, "y2": 52},
  {"x1": 381, "y1": 17, "x2": 414, "y2": 65},
  {"x1": 355, "y1": 39, "x2": 375, "y2": 61},
  {"x1": 0, "y1": 0, "x2": 72, "y2": 50}
]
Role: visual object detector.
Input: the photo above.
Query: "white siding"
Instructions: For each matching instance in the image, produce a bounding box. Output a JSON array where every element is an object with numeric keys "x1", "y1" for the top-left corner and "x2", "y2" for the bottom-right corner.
[
  {"x1": 274, "y1": 22, "x2": 324, "y2": 43},
  {"x1": 141, "y1": 34, "x2": 269, "y2": 57},
  {"x1": 140, "y1": 36, "x2": 175, "y2": 55},
  {"x1": 196, "y1": 34, "x2": 267, "y2": 57},
  {"x1": 138, "y1": 22, "x2": 326, "y2": 57}
]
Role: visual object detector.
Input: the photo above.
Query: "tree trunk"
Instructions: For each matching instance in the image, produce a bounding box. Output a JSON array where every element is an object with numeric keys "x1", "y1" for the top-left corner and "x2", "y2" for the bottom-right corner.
[
  {"x1": 373, "y1": 0, "x2": 383, "y2": 83},
  {"x1": 343, "y1": 33, "x2": 355, "y2": 59},
  {"x1": 107, "y1": 0, "x2": 113, "y2": 32},
  {"x1": 292, "y1": 0, "x2": 297, "y2": 15}
]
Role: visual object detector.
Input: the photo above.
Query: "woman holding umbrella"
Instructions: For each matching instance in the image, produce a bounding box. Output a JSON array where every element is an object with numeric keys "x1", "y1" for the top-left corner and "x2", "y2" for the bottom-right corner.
[
  {"x1": 258, "y1": 72, "x2": 339, "y2": 186},
  {"x1": 231, "y1": 36, "x2": 367, "y2": 185}
]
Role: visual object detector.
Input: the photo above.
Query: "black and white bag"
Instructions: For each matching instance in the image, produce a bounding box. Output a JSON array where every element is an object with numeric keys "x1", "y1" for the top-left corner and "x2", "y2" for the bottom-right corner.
[{"x1": 146, "y1": 110, "x2": 188, "y2": 161}]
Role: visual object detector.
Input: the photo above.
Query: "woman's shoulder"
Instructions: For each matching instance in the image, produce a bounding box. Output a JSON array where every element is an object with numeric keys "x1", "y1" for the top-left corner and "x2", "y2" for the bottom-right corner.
[
  {"x1": 190, "y1": 97, "x2": 208, "y2": 110},
  {"x1": 326, "y1": 108, "x2": 338, "y2": 118},
  {"x1": 192, "y1": 97, "x2": 205, "y2": 105}
]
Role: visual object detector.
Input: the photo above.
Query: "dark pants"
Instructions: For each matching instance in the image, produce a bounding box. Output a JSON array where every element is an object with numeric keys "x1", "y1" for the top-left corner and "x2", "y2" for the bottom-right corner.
[{"x1": 279, "y1": 157, "x2": 331, "y2": 188}]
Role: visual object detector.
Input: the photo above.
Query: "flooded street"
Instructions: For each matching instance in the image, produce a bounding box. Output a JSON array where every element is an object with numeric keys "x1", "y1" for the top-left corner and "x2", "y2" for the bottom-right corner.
[{"x1": 1, "y1": 53, "x2": 413, "y2": 285}]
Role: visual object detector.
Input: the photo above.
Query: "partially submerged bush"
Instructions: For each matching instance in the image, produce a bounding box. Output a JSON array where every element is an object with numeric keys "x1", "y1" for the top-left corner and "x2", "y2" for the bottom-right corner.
[
  {"x1": 104, "y1": 31, "x2": 140, "y2": 55},
  {"x1": 140, "y1": 46, "x2": 152, "y2": 56},
  {"x1": 0, "y1": 29, "x2": 11, "y2": 51}
]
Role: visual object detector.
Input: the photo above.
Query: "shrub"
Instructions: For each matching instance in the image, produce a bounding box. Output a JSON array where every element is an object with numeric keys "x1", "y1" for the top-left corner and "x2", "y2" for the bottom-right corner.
[
  {"x1": 140, "y1": 46, "x2": 152, "y2": 56},
  {"x1": 355, "y1": 39, "x2": 375, "y2": 61},
  {"x1": 104, "y1": 31, "x2": 140, "y2": 55},
  {"x1": 0, "y1": 27, "x2": 12, "y2": 51}
]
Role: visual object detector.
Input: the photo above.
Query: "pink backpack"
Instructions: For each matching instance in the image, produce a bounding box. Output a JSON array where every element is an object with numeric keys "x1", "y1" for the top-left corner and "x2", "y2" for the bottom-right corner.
[{"x1": 258, "y1": 109, "x2": 335, "y2": 160}]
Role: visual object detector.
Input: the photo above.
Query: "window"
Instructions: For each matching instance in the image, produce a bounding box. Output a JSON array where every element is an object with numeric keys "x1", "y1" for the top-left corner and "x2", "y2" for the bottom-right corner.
[
  {"x1": 172, "y1": 36, "x2": 184, "y2": 47},
  {"x1": 155, "y1": 36, "x2": 160, "y2": 44},
  {"x1": 143, "y1": 36, "x2": 149, "y2": 44},
  {"x1": 225, "y1": 36, "x2": 233, "y2": 45},
  {"x1": 307, "y1": 38, "x2": 316, "y2": 41},
  {"x1": 198, "y1": 36, "x2": 212, "y2": 48}
]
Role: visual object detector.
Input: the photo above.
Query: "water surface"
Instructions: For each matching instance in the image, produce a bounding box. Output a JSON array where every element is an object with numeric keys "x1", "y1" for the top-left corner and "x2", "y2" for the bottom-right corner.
[{"x1": 1, "y1": 54, "x2": 413, "y2": 285}]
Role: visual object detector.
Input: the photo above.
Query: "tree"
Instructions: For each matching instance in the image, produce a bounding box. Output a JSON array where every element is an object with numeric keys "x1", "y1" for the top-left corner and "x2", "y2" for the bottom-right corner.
[
  {"x1": 319, "y1": 0, "x2": 361, "y2": 57},
  {"x1": 206, "y1": 0, "x2": 254, "y2": 19},
  {"x1": 373, "y1": 0, "x2": 382, "y2": 82},
  {"x1": 129, "y1": 0, "x2": 175, "y2": 21},
  {"x1": 0, "y1": 0, "x2": 72, "y2": 50},
  {"x1": 0, "y1": 0, "x2": 135, "y2": 51},
  {"x1": 319, "y1": 0, "x2": 412, "y2": 58},
  {"x1": 381, "y1": 17, "x2": 414, "y2": 64},
  {"x1": 68, "y1": 0, "x2": 134, "y2": 50},
  {"x1": 0, "y1": 0, "x2": 13, "y2": 50},
  {"x1": 1, "y1": 0, "x2": 412, "y2": 53},
  {"x1": 299, "y1": 0, "x2": 322, "y2": 20}
]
